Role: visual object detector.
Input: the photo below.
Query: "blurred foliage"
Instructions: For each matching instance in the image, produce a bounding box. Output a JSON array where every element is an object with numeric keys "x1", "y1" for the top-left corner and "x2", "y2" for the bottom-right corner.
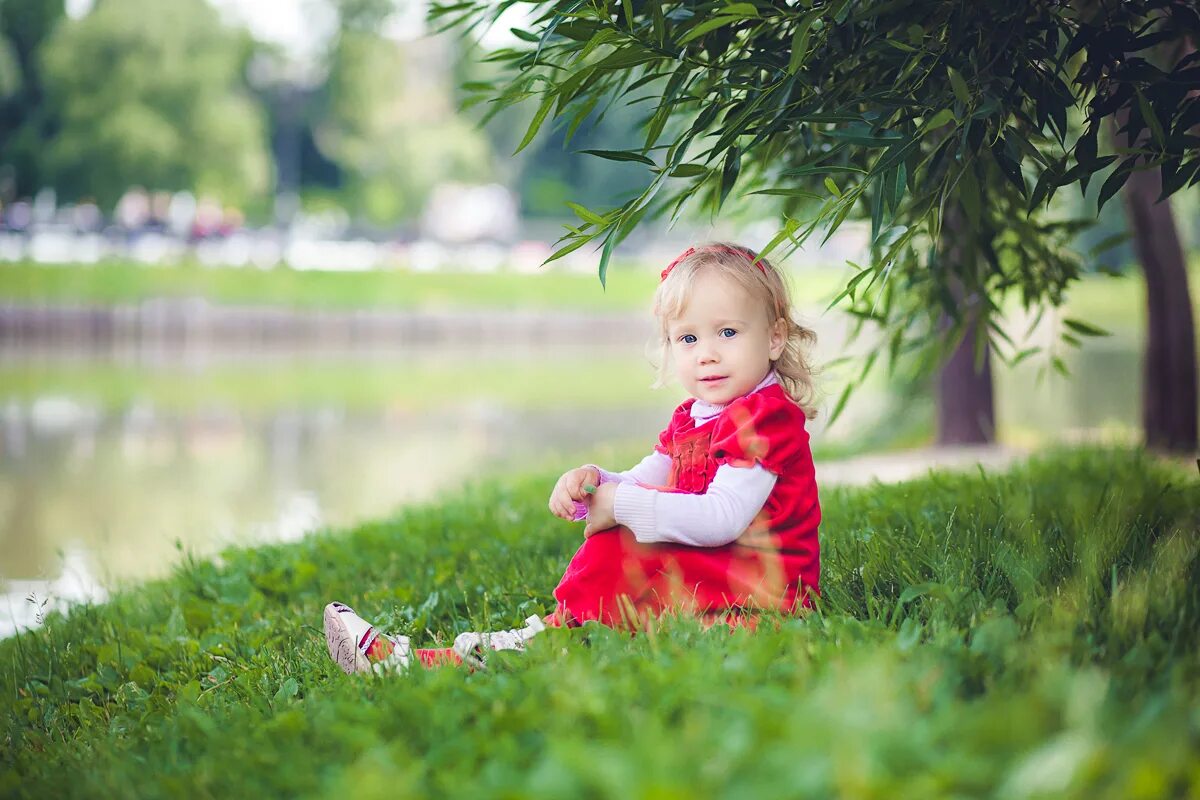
[
  {"x1": 0, "y1": 0, "x2": 65, "y2": 197},
  {"x1": 1, "y1": 447, "x2": 1197, "y2": 797},
  {"x1": 36, "y1": 0, "x2": 270, "y2": 209},
  {"x1": 0, "y1": 0, "x2": 807, "y2": 226},
  {"x1": 312, "y1": 27, "x2": 494, "y2": 226}
]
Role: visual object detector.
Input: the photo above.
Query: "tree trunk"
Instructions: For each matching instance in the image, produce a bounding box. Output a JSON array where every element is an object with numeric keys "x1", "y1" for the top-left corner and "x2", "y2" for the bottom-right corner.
[
  {"x1": 1112, "y1": 112, "x2": 1199, "y2": 453},
  {"x1": 936, "y1": 202, "x2": 995, "y2": 445}
]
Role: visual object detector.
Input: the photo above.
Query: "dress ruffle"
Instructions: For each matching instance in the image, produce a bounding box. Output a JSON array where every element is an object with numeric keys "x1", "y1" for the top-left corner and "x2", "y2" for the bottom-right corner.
[{"x1": 709, "y1": 387, "x2": 809, "y2": 475}]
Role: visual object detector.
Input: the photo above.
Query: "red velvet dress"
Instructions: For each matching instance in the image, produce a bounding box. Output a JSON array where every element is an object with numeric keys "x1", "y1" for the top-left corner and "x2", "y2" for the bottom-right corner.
[{"x1": 551, "y1": 383, "x2": 821, "y2": 629}]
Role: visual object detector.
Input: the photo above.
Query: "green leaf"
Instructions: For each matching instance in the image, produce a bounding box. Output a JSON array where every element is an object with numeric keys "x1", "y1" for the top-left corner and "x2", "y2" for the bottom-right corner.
[
  {"x1": 273, "y1": 678, "x2": 298, "y2": 704},
  {"x1": 1062, "y1": 317, "x2": 1111, "y2": 337},
  {"x1": 875, "y1": 224, "x2": 907, "y2": 248},
  {"x1": 621, "y1": 0, "x2": 633, "y2": 30},
  {"x1": 948, "y1": 66, "x2": 971, "y2": 105},
  {"x1": 514, "y1": 92, "x2": 556, "y2": 155},
  {"x1": 720, "y1": 2, "x2": 759, "y2": 16},
  {"x1": 1010, "y1": 347, "x2": 1040, "y2": 367},
  {"x1": 557, "y1": 65, "x2": 597, "y2": 111},
  {"x1": 787, "y1": 12, "x2": 819, "y2": 74},
  {"x1": 1027, "y1": 161, "x2": 1061, "y2": 213},
  {"x1": 533, "y1": 0, "x2": 586, "y2": 63},
  {"x1": 892, "y1": 161, "x2": 907, "y2": 211},
  {"x1": 565, "y1": 94, "x2": 601, "y2": 146},
  {"x1": 758, "y1": 217, "x2": 800, "y2": 261},
  {"x1": 828, "y1": 381, "x2": 854, "y2": 427},
  {"x1": 651, "y1": 2, "x2": 666, "y2": 43},
  {"x1": 825, "y1": 262, "x2": 874, "y2": 311},
  {"x1": 870, "y1": 180, "x2": 884, "y2": 242},
  {"x1": 746, "y1": 187, "x2": 822, "y2": 199},
  {"x1": 668, "y1": 163, "x2": 710, "y2": 178},
  {"x1": 554, "y1": 20, "x2": 602, "y2": 41},
  {"x1": 823, "y1": 176, "x2": 841, "y2": 196},
  {"x1": 598, "y1": 234, "x2": 616, "y2": 289},
  {"x1": 545, "y1": 235, "x2": 591, "y2": 264},
  {"x1": 509, "y1": 27, "x2": 539, "y2": 43},
  {"x1": 594, "y1": 46, "x2": 659, "y2": 70},
  {"x1": 578, "y1": 149, "x2": 656, "y2": 166},
  {"x1": 566, "y1": 202, "x2": 606, "y2": 225},
  {"x1": 1135, "y1": 87, "x2": 1166, "y2": 150},
  {"x1": 921, "y1": 109, "x2": 955, "y2": 133},
  {"x1": 719, "y1": 145, "x2": 742, "y2": 210},
  {"x1": 959, "y1": 166, "x2": 981, "y2": 227},
  {"x1": 824, "y1": 123, "x2": 904, "y2": 146},
  {"x1": 1088, "y1": 231, "x2": 1132, "y2": 257},
  {"x1": 1097, "y1": 161, "x2": 1133, "y2": 213},
  {"x1": 780, "y1": 164, "x2": 866, "y2": 178},
  {"x1": 644, "y1": 64, "x2": 692, "y2": 150},
  {"x1": 678, "y1": 16, "x2": 745, "y2": 45}
]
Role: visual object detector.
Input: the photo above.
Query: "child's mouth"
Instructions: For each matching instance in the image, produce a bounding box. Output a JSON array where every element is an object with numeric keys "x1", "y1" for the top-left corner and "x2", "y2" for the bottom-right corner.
[{"x1": 700, "y1": 376, "x2": 726, "y2": 383}]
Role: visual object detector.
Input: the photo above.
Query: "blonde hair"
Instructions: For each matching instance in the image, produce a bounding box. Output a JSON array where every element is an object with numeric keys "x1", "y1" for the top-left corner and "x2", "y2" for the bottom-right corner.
[{"x1": 649, "y1": 242, "x2": 819, "y2": 419}]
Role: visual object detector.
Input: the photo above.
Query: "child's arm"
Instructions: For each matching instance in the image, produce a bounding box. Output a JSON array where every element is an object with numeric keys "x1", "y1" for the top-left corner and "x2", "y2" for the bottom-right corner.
[
  {"x1": 607, "y1": 463, "x2": 778, "y2": 546},
  {"x1": 584, "y1": 451, "x2": 671, "y2": 488}
]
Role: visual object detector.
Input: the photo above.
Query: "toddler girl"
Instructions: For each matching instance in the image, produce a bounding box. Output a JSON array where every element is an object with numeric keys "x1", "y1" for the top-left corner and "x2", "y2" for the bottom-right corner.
[{"x1": 324, "y1": 242, "x2": 821, "y2": 674}]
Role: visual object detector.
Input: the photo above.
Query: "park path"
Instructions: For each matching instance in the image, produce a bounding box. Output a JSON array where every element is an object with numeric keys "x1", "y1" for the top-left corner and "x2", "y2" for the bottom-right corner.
[{"x1": 815, "y1": 444, "x2": 1029, "y2": 487}]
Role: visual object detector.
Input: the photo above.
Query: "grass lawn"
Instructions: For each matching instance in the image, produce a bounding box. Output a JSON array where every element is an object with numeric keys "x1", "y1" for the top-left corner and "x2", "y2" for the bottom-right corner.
[
  {"x1": 2, "y1": 447, "x2": 1197, "y2": 798},
  {"x1": 0, "y1": 259, "x2": 660, "y2": 312},
  {"x1": 0, "y1": 354, "x2": 671, "y2": 414}
]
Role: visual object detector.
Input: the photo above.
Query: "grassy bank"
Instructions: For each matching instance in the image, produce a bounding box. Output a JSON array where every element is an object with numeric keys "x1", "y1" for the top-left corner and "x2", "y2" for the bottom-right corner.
[
  {"x1": 2, "y1": 447, "x2": 1198, "y2": 798},
  {"x1": 0, "y1": 353, "x2": 674, "y2": 414},
  {"x1": 0, "y1": 260, "x2": 662, "y2": 312}
]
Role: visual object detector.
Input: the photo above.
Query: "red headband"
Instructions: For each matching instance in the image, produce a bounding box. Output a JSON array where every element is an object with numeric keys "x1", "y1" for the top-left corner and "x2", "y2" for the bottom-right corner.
[{"x1": 659, "y1": 245, "x2": 767, "y2": 282}]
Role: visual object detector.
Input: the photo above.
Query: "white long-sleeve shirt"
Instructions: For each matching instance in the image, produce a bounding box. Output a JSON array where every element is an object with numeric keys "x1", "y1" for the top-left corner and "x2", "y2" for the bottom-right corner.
[{"x1": 586, "y1": 373, "x2": 780, "y2": 547}]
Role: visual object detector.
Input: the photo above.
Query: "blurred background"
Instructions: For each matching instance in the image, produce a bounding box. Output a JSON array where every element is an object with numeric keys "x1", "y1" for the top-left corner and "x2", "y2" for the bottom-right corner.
[{"x1": 1, "y1": 0, "x2": 1197, "y2": 636}]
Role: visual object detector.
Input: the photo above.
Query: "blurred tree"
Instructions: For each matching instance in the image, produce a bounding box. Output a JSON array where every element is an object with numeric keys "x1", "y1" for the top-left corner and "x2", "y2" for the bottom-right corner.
[
  {"x1": 38, "y1": 0, "x2": 270, "y2": 209},
  {"x1": 311, "y1": 0, "x2": 493, "y2": 226},
  {"x1": 316, "y1": 31, "x2": 493, "y2": 225},
  {"x1": 0, "y1": 0, "x2": 65, "y2": 200},
  {"x1": 439, "y1": 0, "x2": 1199, "y2": 451},
  {"x1": 1110, "y1": 33, "x2": 1197, "y2": 453}
]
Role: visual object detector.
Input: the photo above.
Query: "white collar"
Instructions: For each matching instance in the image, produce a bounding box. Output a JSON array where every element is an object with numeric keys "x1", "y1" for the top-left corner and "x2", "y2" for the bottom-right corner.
[{"x1": 690, "y1": 371, "x2": 779, "y2": 425}]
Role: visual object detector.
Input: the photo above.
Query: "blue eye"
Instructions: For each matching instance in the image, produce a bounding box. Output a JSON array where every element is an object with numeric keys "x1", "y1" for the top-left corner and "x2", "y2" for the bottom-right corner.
[
  {"x1": 720, "y1": 328, "x2": 737, "y2": 338},
  {"x1": 679, "y1": 334, "x2": 697, "y2": 344}
]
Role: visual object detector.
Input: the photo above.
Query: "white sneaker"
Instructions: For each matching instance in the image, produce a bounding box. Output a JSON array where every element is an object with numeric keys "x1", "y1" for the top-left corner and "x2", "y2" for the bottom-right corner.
[
  {"x1": 323, "y1": 601, "x2": 412, "y2": 675},
  {"x1": 452, "y1": 615, "x2": 546, "y2": 669}
]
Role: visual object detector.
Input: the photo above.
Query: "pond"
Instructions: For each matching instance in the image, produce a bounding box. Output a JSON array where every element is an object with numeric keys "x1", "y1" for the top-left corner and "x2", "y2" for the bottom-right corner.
[{"x1": 0, "y1": 319, "x2": 1146, "y2": 637}]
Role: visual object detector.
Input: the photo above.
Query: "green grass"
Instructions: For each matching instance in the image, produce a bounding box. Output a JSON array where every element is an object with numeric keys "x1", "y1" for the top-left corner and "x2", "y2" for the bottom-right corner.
[
  {"x1": 2, "y1": 447, "x2": 1197, "y2": 798},
  {"x1": 0, "y1": 354, "x2": 674, "y2": 414},
  {"x1": 0, "y1": 259, "x2": 846, "y2": 312},
  {"x1": 0, "y1": 260, "x2": 659, "y2": 312}
]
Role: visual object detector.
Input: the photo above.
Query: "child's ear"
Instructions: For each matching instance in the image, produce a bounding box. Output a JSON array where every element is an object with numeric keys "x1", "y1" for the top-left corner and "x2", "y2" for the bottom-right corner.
[{"x1": 769, "y1": 318, "x2": 787, "y2": 360}]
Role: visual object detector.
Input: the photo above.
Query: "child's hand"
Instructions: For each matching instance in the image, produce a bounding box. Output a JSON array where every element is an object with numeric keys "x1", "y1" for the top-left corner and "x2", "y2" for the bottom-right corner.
[
  {"x1": 583, "y1": 482, "x2": 618, "y2": 538},
  {"x1": 548, "y1": 465, "x2": 601, "y2": 520}
]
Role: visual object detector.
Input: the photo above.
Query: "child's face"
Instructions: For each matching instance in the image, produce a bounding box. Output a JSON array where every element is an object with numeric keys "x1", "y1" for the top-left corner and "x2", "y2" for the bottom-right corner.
[{"x1": 665, "y1": 270, "x2": 786, "y2": 405}]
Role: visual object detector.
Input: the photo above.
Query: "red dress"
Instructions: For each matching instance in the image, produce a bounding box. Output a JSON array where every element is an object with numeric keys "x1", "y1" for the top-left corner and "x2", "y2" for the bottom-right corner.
[{"x1": 552, "y1": 383, "x2": 821, "y2": 629}]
